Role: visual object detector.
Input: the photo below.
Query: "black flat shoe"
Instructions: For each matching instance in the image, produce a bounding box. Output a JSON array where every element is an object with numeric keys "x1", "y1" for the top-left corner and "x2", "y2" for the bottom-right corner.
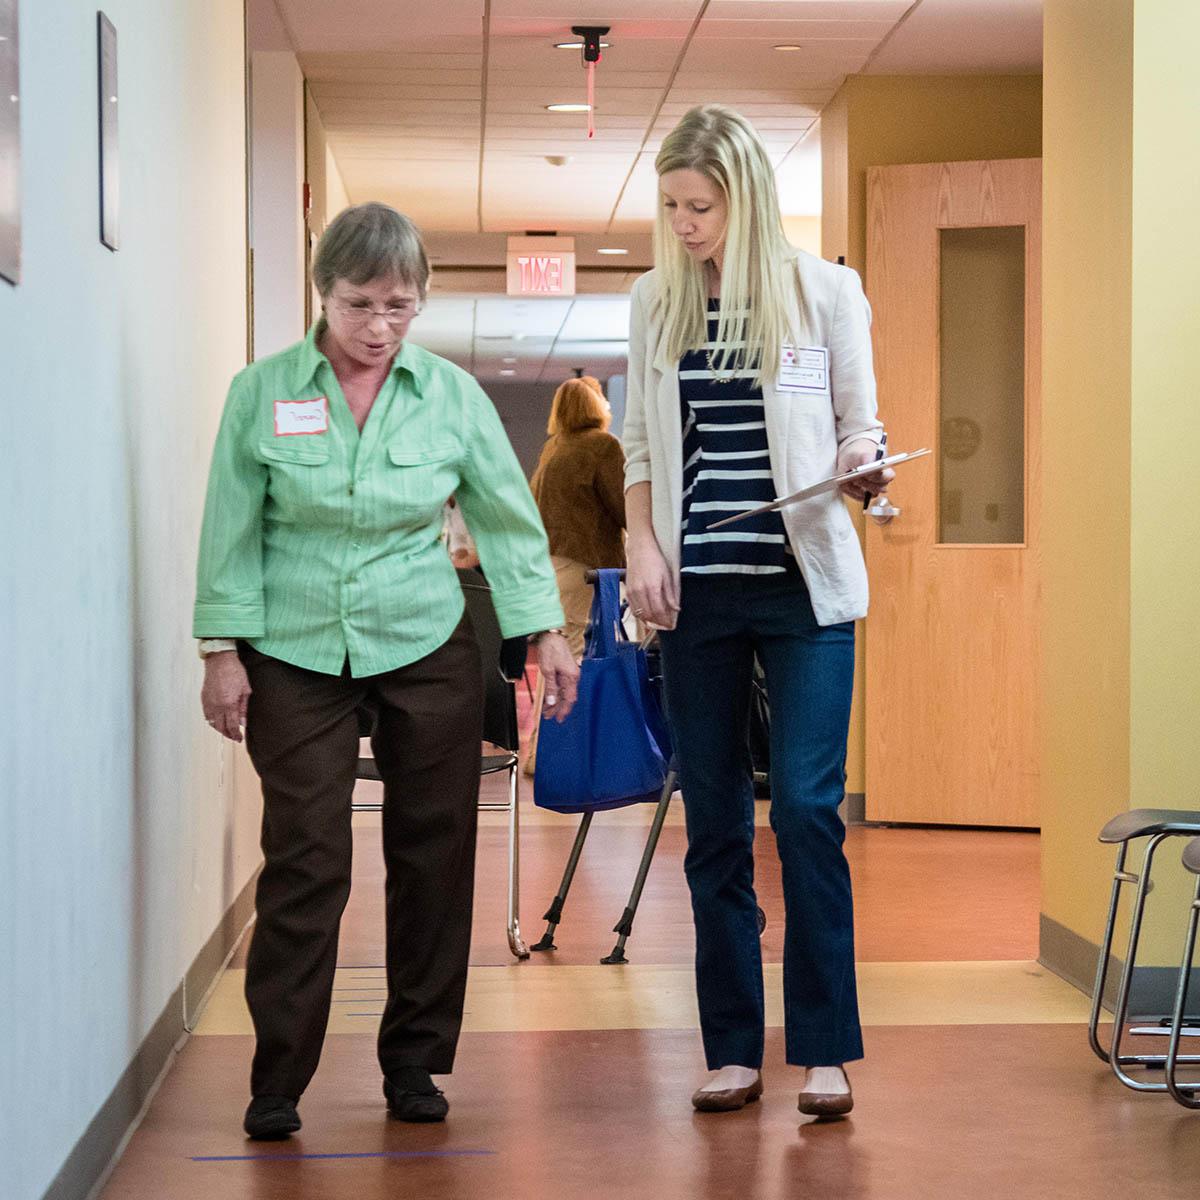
[
  {"x1": 383, "y1": 1068, "x2": 449, "y2": 1123},
  {"x1": 243, "y1": 1094, "x2": 301, "y2": 1139}
]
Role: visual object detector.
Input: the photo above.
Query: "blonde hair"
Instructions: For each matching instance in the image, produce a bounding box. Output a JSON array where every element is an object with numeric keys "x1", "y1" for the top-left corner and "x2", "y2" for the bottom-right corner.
[
  {"x1": 547, "y1": 378, "x2": 610, "y2": 435},
  {"x1": 653, "y1": 105, "x2": 799, "y2": 387}
]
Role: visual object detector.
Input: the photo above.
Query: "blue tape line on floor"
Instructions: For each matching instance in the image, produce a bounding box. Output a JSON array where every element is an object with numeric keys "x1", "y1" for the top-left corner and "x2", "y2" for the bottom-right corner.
[{"x1": 192, "y1": 1149, "x2": 497, "y2": 1163}]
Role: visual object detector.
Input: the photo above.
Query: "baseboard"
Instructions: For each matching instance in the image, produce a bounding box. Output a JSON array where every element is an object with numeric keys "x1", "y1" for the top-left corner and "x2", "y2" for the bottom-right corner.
[
  {"x1": 185, "y1": 870, "x2": 259, "y2": 1028},
  {"x1": 1039, "y1": 911, "x2": 1200, "y2": 1018},
  {"x1": 42, "y1": 870, "x2": 259, "y2": 1200}
]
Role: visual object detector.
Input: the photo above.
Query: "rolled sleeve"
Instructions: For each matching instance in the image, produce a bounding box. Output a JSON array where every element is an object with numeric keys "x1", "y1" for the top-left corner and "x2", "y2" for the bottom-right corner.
[
  {"x1": 193, "y1": 375, "x2": 269, "y2": 639},
  {"x1": 829, "y1": 267, "x2": 885, "y2": 453},
  {"x1": 622, "y1": 278, "x2": 653, "y2": 492},
  {"x1": 455, "y1": 383, "x2": 565, "y2": 639}
]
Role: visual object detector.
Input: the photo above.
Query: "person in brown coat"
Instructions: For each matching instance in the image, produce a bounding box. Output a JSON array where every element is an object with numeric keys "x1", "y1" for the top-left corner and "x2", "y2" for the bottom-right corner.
[{"x1": 525, "y1": 377, "x2": 627, "y2": 773}]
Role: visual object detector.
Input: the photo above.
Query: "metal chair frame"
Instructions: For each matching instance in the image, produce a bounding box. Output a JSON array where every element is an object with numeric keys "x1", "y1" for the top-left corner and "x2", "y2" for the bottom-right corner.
[
  {"x1": 1087, "y1": 809, "x2": 1200, "y2": 1094},
  {"x1": 1166, "y1": 838, "x2": 1200, "y2": 1108}
]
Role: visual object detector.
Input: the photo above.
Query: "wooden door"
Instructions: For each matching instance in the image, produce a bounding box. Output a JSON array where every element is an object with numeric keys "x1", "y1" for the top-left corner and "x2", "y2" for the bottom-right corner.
[{"x1": 865, "y1": 159, "x2": 1041, "y2": 827}]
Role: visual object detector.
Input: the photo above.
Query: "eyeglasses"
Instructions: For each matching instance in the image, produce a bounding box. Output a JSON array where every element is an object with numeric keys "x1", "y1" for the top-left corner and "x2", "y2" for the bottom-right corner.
[{"x1": 331, "y1": 298, "x2": 421, "y2": 326}]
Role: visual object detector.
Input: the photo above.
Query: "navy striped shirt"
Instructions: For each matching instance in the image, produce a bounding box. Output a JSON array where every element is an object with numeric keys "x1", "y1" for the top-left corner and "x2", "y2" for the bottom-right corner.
[{"x1": 679, "y1": 303, "x2": 792, "y2": 576}]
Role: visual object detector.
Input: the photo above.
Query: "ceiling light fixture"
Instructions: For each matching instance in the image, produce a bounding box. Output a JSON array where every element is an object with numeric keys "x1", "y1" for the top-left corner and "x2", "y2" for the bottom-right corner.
[
  {"x1": 596, "y1": 247, "x2": 628, "y2": 255},
  {"x1": 546, "y1": 103, "x2": 592, "y2": 113},
  {"x1": 555, "y1": 40, "x2": 610, "y2": 51},
  {"x1": 500, "y1": 368, "x2": 516, "y2": 376},
  {"x1": 502, "y1": 356, "x2": 518, "y2": 364},
  {"x1": 773, "y1": 44, "x2": 803, "y2": 52}
]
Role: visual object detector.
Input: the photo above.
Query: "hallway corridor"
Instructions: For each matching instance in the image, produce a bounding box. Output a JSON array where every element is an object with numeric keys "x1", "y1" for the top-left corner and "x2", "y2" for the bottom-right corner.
[{"x1": 95, "y1": 786, "x2": 1199, "y2": 1200}]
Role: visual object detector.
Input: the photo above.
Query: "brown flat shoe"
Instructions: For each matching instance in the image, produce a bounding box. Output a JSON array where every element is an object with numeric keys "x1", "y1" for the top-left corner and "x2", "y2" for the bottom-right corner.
[
  {"x1": 691, "y1": 1072, "x2": 763, "y2": 1112},
  {"x1": 797, "y1": 1071, "x2": 853, "y2": 1118}
]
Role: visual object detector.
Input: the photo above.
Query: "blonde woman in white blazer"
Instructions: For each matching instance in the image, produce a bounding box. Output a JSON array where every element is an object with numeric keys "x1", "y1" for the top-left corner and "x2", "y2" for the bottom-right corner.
[{"x1": 623, "y1": 105, "x2": 892, "y2": 1119}]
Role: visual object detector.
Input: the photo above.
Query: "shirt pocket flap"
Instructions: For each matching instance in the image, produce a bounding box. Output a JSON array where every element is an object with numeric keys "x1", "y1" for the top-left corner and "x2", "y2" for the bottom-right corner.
[
  {"x1": 259, "y1": 438, "x2": 331, "y2": 466},
  {"x1": 388, "y1": 442, "x2": 457, "y2": 466}
]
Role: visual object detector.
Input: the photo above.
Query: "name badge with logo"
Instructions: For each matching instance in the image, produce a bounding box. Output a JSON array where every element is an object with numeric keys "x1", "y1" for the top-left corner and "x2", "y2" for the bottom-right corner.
[
  {"x1": 777, "y1": 346, "x2": 829, "y2": 394},
  {"x1": 274, "y1": 397, "x2": 329, "y2": 436}
]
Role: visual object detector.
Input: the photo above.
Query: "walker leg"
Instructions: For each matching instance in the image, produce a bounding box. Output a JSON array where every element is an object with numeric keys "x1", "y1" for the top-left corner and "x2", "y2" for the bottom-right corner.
[
  {"x1": 531, "y1": 811, "x2": 594, "y2": 952},
  {"x1": 506, "y1": 766, "x2": 530, "y2": 960},
  {"x1": 602, "y1": 770, "x2": 676, "y2": 965}
]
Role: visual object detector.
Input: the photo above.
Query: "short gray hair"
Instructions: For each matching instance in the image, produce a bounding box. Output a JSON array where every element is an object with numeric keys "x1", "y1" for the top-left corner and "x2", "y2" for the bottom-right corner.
[{"x1": 312, "y1": 202, "x2": 431, "y2": 302}]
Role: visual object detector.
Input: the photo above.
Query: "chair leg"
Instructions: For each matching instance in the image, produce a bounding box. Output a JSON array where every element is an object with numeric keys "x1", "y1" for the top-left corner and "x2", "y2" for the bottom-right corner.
[
  {"x1": 531, "y1": 812, "x2": 594, "y2": 952},
  {"x1": 1166, "y1": 877, "x2": 1200, "y2": 1108},
  {"x1": 506, "y1": 765, "x2": 530, "y2": 961},
  {"x1": 602, "y1": 769, "x2": 677, "y2": 965},
  {"x1": 1105, "y1": 834, "x2": 1200, "y2": 1090},
  {"x1": 1089, "y1": 842, "x2": 1133, "y2": 1062}
]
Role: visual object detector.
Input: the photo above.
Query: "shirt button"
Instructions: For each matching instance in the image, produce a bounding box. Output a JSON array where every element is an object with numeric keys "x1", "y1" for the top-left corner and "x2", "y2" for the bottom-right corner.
[{"x1": 348, "y1": 485, "x2": 355, "y2": 496}]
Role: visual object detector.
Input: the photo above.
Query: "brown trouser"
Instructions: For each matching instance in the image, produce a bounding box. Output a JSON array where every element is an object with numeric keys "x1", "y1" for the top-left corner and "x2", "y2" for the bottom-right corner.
[{"x1": 238, "y1": 617, "x2": 483, "y2": 1100}]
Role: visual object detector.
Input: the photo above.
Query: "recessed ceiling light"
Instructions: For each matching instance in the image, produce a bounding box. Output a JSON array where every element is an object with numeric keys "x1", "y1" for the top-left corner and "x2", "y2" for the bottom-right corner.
[
  {"x1": 546, "y1": 103, "x2": 593, "y2": 113},
  {"x1": 773, "y1": 44, "x2": 803, "y2": 52},
  {"x1": 502, "y1": 356, "x2": 518, "y2": 364},
  {"x1": 500, "y1": 368, "x2": 516, "y2": 376},
  {"x1": 596, "y1": 247, "x2": 628, "y2": 256},
  {"x1": 554, "y1": 41, "x2": 611, "y2": 51}
]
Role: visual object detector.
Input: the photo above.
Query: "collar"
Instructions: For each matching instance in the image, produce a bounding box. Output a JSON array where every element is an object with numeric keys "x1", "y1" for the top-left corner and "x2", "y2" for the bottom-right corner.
[{"x1": 291, "y1": 318, "x2": 428, "y2": 395}]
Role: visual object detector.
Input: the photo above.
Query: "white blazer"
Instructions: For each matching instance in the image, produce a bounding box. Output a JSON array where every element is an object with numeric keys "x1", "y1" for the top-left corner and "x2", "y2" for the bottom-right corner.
[{"x1": 622, "y1": 250, "x2": 884, "y2": 626}]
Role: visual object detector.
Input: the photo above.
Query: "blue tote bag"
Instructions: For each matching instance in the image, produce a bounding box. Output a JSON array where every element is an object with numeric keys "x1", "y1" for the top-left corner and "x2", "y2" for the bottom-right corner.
[{"x1": 533, "y1": 570, "x2": 672, "y2": 814}]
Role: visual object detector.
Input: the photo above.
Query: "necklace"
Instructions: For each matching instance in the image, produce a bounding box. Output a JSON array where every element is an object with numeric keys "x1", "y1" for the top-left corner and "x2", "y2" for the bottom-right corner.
[{"x1": 705, "y1": 346, "x2": 738, "y2": 384}]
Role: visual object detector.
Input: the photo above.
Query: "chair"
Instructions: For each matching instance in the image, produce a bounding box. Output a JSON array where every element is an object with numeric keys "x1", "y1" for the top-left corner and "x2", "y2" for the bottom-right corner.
[
  {"x1": 353, "y1": 568, "x2": 530, "y2": 961},
  {"x1": 1088, "y1": 808, "x2": 1200, "y2": 1092},
  {"x1": 1166, "y1": 837, "x2": 1200, "y2": 1108}
]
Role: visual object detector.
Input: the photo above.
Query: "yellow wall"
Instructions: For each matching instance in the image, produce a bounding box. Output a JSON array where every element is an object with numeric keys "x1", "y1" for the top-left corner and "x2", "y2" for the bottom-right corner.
[
  {"x1": 1041, "y1": 0, "x2": 1134, "y2": 945},
  {"x1": 1042, "y1": 0, "x2": 1200, "y2": 967},
  {"x1": 821, "y1": 75, "x2": 1043, "y2": 794},
  {"x1": 822, "y1": 75, "x2": 1043, "y2": 273}
]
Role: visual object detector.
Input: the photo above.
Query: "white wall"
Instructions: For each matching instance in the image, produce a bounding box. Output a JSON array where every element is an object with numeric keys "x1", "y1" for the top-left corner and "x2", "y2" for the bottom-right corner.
[
  {"x1": 327, "y1": 143, "x2": 351, "y2": 216},
  {"x1": 250, "y1": 50, "x2": 305, "y2": 358},
  {"x1": 306, "y1": 89, "x2": 351, "y2": 236},
  {"x1": 0, "y1": 4, "x2": 258, "y2": 1198}
]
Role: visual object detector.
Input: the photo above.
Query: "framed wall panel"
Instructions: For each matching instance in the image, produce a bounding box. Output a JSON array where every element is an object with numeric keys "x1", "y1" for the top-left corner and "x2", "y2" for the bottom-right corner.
[
  {"x1": 98, "y1": 11, "x2": 118, "y2": 251},
  {"x1": 0, "y1": 0, "x2": 19, "y2": 284}
]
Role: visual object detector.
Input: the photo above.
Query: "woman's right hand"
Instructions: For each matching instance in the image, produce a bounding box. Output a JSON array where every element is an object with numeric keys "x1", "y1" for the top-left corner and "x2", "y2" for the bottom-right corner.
[
  {"x1": 626, "y1": 534, "x2": 680, "y2": 631},
  {"x1": 201, "y1": 651, "x2": 252, "y2": 743}
]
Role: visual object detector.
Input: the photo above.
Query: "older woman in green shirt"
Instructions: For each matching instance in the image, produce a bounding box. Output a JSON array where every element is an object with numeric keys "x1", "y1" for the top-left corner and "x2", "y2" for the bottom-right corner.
[{"x1": 194, "y1": 203, "x2": 577, "y2": 1140}]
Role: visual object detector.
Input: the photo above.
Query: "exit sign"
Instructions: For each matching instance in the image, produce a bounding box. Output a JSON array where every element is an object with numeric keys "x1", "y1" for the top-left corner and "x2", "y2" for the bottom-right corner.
[{"x1": 506, "y1": 236, "x2": 576, "y2": 297}]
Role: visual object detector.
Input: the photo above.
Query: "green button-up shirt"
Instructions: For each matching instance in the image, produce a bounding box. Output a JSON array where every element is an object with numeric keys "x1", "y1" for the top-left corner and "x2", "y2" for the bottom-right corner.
[{"x1": 193, "y1": 324, "x2": 565, "y2": 676}]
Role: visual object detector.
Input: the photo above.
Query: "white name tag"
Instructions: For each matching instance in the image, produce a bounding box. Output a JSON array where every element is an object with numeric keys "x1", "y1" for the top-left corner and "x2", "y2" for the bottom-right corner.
[
  {"x1": 777, "y1": 346, "x2": 829, "y2": 394},
  {"x1": 274, "y1": 397, "x2": 329, "y2": 436}
]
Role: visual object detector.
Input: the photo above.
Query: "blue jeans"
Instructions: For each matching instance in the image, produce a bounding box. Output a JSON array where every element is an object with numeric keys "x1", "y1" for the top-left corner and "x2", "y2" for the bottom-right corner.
[{"x1": 660, "y1": 568, "x2": 863, "y2": 1069}]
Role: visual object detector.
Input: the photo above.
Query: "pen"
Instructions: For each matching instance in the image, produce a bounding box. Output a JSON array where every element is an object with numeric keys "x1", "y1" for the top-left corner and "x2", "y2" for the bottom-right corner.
[{"x1": 863, "y1": 431, "x2": 887, "y2": 510}]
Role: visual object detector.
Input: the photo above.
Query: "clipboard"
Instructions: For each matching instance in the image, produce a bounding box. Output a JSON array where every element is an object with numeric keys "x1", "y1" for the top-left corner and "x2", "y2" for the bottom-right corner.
[{"x1": 705, "y1": 449, "x2": 931, "y2": 530}]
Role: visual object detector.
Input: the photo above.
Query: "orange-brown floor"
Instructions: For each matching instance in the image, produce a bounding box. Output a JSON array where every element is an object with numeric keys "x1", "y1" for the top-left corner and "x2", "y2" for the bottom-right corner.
[{"x1": 96, "y1": 761, "x2": 1200, "y2": 1200}]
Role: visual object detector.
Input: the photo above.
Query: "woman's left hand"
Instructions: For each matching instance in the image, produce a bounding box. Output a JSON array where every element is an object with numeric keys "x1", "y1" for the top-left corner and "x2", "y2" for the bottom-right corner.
[
  {"x1": 838, "y1": 438, "x2": 895, "y2": 503},
  {"x1": 536, "y1": 633, "x2": 580, "y2": 722}
]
